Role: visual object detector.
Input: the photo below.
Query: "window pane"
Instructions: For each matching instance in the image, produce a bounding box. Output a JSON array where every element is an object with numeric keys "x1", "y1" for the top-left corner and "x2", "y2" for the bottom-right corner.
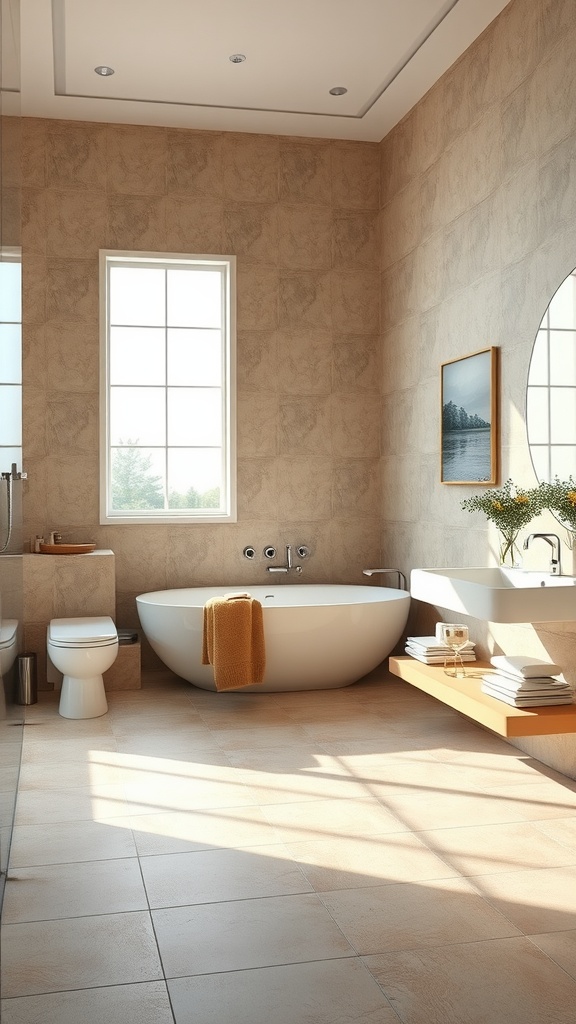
[
  {"x1": 110, "y1": 267, "x2": 166, "y2": 326},
  {"x1": 526, "y1": 387, "x2": 549, "y2": 444},
  {"x1": 528, "y1": 331, "x2": 549, "y2": 386},
  {"x1": 110, "y1": 446, "x2": 165, "y2": 510},
  {"x1": 551, "y1": 446, "x2": 576, "y2": 480},
  {"x1": 550, "y1": 330, "x2": 576, "y2": 386},
  {"x1": 110, "y1": 387, "x2": 166, "y2": 445},
  {"x1": 110, "y1": 327, "x2": 166, "y2": 385},
  {"x1": 0, "y1": 385, "x2": 22, "y2": 445},
  {"x1": 548, "y1": 274, "x2": 576, "y2": 329},
  {"x1": 551, "y1": 387, "x2": 576, "y2": 444},
  {"x1": 167, "y1": 268, "x2": 222, "y2": 328},
  {"x1": 0, "y1": 262, "x2": 21, "y2": 323},
  {"x1": 530, "y1": 446, "x2": 551, "y2": 482},
  {"x1": 167, "y1": 329, "x2": 222, "y2": 386},
  {"x1": 0, "y1": 324, "x2": 22, "y2": 383},
  {"x1": 167, "y1": 448, "x2": 222, "y2": 508},
  {"x1": 167, "y1": 388, "x2": 222, "y2": 446}
]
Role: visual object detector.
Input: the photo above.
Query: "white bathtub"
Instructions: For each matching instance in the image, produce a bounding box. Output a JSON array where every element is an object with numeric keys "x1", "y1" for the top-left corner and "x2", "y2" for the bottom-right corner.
[{"x1": 136, "y1": 584, "x2": 410, "y2": 692}]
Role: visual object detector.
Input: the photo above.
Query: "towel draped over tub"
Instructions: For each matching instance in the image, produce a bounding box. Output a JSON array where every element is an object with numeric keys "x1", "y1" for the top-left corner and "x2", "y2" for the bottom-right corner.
[{"x1": 201, "y1": 592, "x2": 266, "y2": 691}]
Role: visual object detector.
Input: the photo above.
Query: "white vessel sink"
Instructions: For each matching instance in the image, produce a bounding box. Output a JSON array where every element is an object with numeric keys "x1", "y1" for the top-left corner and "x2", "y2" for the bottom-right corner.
[{"x1": 410, "y1": 567, "x2": 576, "y2": 623}]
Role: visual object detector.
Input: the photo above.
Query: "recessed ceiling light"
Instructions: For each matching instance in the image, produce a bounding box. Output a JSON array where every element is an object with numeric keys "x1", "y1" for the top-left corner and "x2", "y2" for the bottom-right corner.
[
  {"x1": 229, "y1": 54, "x2": 246, "y2": 63},
  {"x1": 94, "y1": 65, "x2": 115, "y2": 76},
  {"x1": 329, "y1": 86, "x2": 347, "y2": 96}
]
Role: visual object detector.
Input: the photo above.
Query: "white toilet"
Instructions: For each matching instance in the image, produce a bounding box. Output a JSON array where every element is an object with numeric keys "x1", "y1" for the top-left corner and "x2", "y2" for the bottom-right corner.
[
  {"x1": 47, "y1": 616, "x2": 118, "y2": 720},
  {"x1": 0, "y1": 619, "x2": 18, "y2": 679}
]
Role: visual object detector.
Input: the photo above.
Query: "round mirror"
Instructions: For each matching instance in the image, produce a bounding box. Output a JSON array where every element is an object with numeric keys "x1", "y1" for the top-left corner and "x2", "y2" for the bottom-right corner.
[{"x1": 527, "y1": 269, "x2": 576, "y2": 484}]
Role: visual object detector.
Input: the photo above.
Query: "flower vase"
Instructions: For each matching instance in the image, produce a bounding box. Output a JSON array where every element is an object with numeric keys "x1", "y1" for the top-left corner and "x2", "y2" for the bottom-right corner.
[
  {"x1": 498, "y1": 530, "x2": 521, "y2": 568},
  {"x1": 566, "y1": 531, "x2": 576, "y2": 576}
]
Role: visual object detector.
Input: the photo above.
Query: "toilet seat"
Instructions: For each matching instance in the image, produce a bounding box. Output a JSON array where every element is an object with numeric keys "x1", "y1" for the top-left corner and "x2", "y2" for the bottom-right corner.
[
  {"x1": 0, "y1": 619, "x2": 18, "y2": 651},
  {"x1": 48, "y1": 616, "x2": 117, "y2": 648}
]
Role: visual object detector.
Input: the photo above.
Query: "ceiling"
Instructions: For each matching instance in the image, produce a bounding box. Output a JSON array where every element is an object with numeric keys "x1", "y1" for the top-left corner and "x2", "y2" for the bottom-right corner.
[{"x1": 10, "y1": 0, "x2": 511, "y2": 141}]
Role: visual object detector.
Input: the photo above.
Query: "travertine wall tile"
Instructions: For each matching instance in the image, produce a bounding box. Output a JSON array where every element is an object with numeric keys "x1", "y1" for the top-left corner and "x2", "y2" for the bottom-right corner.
[
  {"x1": 379, "y1": 0, "x2": 576, "y2": 780},
  {"x1": 167, "y1": 130, "x2": 224, "y2": 197},
  {"x1": 21, "y1": 116, "x2": 377, "y2": 671}
]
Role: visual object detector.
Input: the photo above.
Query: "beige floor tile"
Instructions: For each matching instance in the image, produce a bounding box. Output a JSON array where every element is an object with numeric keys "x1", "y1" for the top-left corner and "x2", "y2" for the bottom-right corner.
[
  {"x1": 419, "y1": 819, "x2": 576, "y2": 876},
  {"x1": 261, "y1": 797, "x2": 408, "y2": 842},
  {"x1": 2, "y1": 857, "x2": 148, "y2": 923},
  {"x1": 141, "y1": 844, "x2": 311, "y2": 908},
  {"x1": 22, "y1": 717, "x2": 115, "y2": 742},
  {"x1": 320, "y1": 876, "x2": 520, "y2": 954},
  {"x1": 533, "y1": 815, "x2": 576, "y2": 852},
  {"x1": 129, "y1": 805, "x2": 282, "y2": 856},
  {"x1": 113, "y1": 734, "x2": 229, "y2": 758},
  {"x1": 14, "y1": 784, "x2": 129, "y2": 825},
  {"x1": 224, "y1": 744, "x2": 332, "y2": 771},
  {"x1": 168, "y1": 958, "x2": 398, "y2": 1024},
  {"x1": 1, "y1": 981, "x2": 174, "y2": 1024},
  {"x1": 472, "y1": 864, "x2": 576, "y2": 934},
  {"x1": 429, "y1": 749, "x2": 565, "y2": 788},
  {"x1": 346, "y1": 760, "x2": 484, "y2": 800},
  {"x1": 17, "y1": 759, "x2": 128, "y2": 791},
  {"x1": 364, "y1": 934, "x2": 576, "y2": 1024},
  {"x1": 237, "y1": 766, "x2": 369, "y2": 804},
  {"x1": 313, "y1": 742, "x2": 438, "y2": 767},
  {"x1": 197, "y1": 706, "x2": 297, "y2": 730},
  {"x1": 20, "y1": 737, "x2": 119, "y2": 765},
  {"x1": 1, "y1": 911, "x2": 162, "y2": 997},
  {"x1": 529, "y1": 928, "x2": 576, "y2": 982},
  {"x1": 208, "y1": 724, "x2": 316, "y2": 751},
  {"x1": 287, "y1": 831, "x2": 459, "y2": 890},
  {"x1": 482, "y1": 781, "x2": 576, "y2": 821},
  {"x1": 123, "y1": 774, "x2": 262, "y2": 815},
  {"x1": 152, "y1": 892, "x2": 353, "y2": 977},
  {"x1": 8, "y1": 818, "x2": 137, "y2": 867},
  {"x1": 377, "y1": 787, "x2": 544, "y2": 831},
  {"x1": 110, "y1": 718, "x2": 216, "y2": 743}
]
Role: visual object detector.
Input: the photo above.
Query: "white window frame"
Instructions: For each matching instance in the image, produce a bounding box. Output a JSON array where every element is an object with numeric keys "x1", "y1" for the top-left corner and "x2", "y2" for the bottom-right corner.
[{"x1": 99, "y1": 250, "x2": 237, "y2": 525}]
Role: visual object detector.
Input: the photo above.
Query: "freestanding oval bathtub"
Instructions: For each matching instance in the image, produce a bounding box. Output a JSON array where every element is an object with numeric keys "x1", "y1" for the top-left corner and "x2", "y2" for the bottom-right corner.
[{"x1": 136, "y1": 584, "x2": 410, "y2": 692}]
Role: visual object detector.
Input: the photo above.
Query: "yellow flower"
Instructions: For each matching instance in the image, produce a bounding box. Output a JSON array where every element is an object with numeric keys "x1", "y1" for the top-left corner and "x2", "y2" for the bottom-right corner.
[
  {"x1": 515, "y1": 494, "x2": 529, "y2": 504},
  {"x1": 568, "y1": 491, "x2": 576, "y2": 507},
  {"x1": 492, "y1": 500, "x2": 503, "y2": 510}
]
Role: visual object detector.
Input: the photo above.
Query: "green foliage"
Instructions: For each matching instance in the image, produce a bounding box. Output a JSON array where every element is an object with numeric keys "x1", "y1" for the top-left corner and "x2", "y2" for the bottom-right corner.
[
  {"x1": 460, "y1": 478, "x2": 540, "y2": 532},
  {"x1": 443, "y1": 400, "x2": 490, "y2": 432},
  {"x1": 535, "y1": 477, "x2": 576, "y2": 531},
  {"x1": 168, "y1": 486, "x2": 220, "y2": 509},
  {"x1": 111, "y1": 446, "x2": 164, "y2": 510},
  {"x1": 112, "y1": 441, "x2": 221, "y2": 513}
]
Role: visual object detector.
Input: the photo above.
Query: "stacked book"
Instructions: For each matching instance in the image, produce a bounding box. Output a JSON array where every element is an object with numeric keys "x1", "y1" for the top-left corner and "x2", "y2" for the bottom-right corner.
[
  {"x1": 481, "y1": 655, "x2": 574, "y2": 707},
  {"x1": 405, "y1": 636, "x2": 477, "y2": 665}
]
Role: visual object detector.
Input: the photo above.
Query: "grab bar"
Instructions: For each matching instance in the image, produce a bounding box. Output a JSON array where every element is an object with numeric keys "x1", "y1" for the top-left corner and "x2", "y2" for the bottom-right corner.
[{"x1": 363, "y1": 568, "x2": 407, "y2": 590}]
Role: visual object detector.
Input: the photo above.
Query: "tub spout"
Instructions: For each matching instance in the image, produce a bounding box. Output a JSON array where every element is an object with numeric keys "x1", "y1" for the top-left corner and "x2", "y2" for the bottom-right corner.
[{"x1": 363, "y1": 568, "x2": 407, "y2": 590}]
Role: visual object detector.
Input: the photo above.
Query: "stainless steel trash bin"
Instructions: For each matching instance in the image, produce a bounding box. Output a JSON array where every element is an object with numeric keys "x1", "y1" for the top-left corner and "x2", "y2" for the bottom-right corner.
[{"x1": 17, "y1": 652, "x2": 38, "y2": 705}]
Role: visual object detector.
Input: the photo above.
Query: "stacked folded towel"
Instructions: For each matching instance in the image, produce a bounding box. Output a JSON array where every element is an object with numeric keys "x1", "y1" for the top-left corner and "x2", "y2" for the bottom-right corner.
[
  {"x1": 481, "y1": 655, "x2": 574, "y2": 707},
  {"x1": 405, "y1": 635, "x2": 476, "y2": 665}
]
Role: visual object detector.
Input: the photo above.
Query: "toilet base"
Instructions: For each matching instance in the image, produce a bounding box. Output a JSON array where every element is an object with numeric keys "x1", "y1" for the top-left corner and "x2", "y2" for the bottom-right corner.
[{"x1": 59, "y1": 674, "x2": 108, "y2": 719}]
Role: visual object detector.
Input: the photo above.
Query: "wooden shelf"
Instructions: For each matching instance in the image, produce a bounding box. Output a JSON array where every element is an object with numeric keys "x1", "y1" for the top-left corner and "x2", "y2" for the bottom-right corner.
[{"x1": 388, "y1": 656, "x2": 576, "y2": 738}]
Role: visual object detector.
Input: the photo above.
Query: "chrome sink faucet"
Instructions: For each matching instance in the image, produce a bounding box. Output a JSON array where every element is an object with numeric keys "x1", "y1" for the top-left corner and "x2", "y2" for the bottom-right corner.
[{"x1": 522, "y1": 533, "x2": 562, "y2": 575}]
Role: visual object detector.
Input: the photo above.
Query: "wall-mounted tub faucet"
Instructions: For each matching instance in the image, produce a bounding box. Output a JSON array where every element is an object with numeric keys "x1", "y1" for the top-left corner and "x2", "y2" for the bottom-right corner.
[
  {"x1": 522, "y1": 533, "x2": 562, "y2": 575},
  {"x1": 267, "y1": 544, "x2": 308, "y2": 574}
]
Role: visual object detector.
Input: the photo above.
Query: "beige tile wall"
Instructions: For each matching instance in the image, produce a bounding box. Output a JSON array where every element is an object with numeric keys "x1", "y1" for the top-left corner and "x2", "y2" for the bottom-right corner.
[
  {"x1": 21, "y1": 122, "x2": 382, "y2": 665},
  {"x1": 379, "y1": 0, "x2": 576, "y2": 775}
]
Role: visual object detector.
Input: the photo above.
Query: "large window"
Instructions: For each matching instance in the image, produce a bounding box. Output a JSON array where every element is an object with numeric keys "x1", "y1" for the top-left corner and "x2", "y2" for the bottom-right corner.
[{"x1": 100, "y1": 251, "x2": 236, "y2": 524}]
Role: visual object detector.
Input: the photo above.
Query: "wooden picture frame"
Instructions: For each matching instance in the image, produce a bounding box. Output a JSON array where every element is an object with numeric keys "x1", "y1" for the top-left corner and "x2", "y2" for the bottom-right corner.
[{"x1": 441, "y1": 347, "x2": 498, "y2": 485}]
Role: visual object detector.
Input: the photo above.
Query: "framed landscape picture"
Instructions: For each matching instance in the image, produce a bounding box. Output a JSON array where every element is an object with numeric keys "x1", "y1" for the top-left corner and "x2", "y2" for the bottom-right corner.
[{"x1": 441, "y1": 347, "x2": 498, "y2": 485}]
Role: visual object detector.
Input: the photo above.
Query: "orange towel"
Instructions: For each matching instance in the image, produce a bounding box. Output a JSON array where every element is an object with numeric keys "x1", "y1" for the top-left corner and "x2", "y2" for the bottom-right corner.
[{"x1": 201, "y1": 592, "x2": 266, "y2": 691}]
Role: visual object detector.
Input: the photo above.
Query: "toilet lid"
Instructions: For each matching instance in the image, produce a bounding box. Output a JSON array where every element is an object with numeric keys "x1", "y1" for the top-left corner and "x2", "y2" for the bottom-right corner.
[
  {"x1": 0, "y1": 619, "x2": 17, "y2": 650},
  {"x1": 49, "y1": 616, "x2": 117, "y2": 645}
]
